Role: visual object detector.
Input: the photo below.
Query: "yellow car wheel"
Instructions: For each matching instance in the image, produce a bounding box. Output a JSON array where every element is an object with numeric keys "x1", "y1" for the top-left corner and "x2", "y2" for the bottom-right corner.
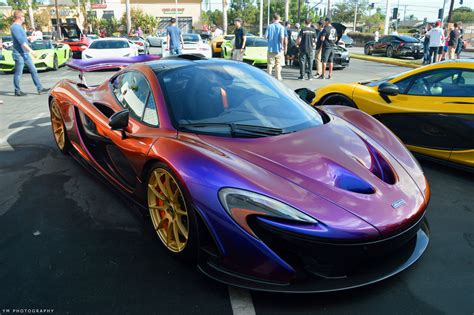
[
  {"x1": 49, "y1": 99, "x2": 71, "y2": 154},
  {"x1": 320, "y1": 94, "x2": 357, "y2": 108},
  {"x1": 147, "y1": 162, "x2": 198, "y2": 260}
]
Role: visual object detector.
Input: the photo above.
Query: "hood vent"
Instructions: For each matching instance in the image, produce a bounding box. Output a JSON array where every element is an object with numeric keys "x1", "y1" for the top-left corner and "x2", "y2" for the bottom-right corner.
[{"x1": 366, "y1": 141, "x2": 396, "y2": 185}]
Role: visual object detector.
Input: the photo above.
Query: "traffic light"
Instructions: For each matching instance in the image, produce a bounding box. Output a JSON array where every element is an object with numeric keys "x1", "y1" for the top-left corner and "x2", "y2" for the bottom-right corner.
[
  {"x1": 459, "y1": 0, "x2": 463, "y2": 4},
  {"x1": 392, "y1": 7, "x2": 398, "y2": 20},
  {"x1": 369, "y1": 2, "x2": 375, "y2": 9},
  {"x1": 438, "y1": 8, "x2": 443, "y2": 20}
]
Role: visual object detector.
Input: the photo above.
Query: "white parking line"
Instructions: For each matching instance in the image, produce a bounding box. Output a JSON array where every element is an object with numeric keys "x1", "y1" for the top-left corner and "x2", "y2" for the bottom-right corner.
[{"x1": 228, "y1": 286, "x2": 256, "y2": 315}]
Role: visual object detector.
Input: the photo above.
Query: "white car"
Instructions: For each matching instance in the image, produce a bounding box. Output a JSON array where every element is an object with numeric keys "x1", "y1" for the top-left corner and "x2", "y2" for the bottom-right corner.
[
  {"x1": 82, "y1": 38, "x2": 139, "y2": 60},
  {"x1": 146, "y1": 32, "x2": 167, "y2": 47},
  {"x1": 162, "y1": 33, "x2": 212, "y2": 59}
]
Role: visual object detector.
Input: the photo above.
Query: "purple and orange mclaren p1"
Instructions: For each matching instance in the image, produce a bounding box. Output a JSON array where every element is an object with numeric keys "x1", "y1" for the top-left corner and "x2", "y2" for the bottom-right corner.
[{"x1": 48, "y1": 55, "x2": 430, "y2": 292}]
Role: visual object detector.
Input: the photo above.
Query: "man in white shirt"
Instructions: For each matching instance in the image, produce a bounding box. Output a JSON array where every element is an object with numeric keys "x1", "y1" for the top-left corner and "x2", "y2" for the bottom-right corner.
[
  {"x1": 374, "y1": 28, "x2": 380, "y2": 42},
  {"x1": 426, "y1": 20, "x2": 444, "y2": 64},
  {"x1": 210, "y1": 25, "x2": 223, "y2": 39},
  {"x1": 31, "y1": 27, "x2": 43, "y2": 41}
]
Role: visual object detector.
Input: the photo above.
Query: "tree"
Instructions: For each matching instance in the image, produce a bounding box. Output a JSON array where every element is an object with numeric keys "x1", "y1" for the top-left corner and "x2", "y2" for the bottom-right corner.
[
  {"x1": 331, "y1": 0, "x2": 368, "y2": 23},
  {"x1": 452, "y1": 6, "x2": 474, "y2": 23},
  {"x1": 120, "y1": 8, "x2": 158, "y2": 34}
]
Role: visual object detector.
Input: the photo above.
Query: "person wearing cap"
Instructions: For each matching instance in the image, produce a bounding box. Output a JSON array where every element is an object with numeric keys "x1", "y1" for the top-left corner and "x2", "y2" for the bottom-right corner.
[
  {"x1": 232, "y1": 18, "x2": 247, "y2": 61},
  {"x1": 166, "y1": 18, "x2": 184, "y2": 55},
  {"x1": 319, "y1": 17, "x2": 337, "y2": 79},
  {"x1": 426, "y1": 20, "x2": 444, "y2": 64},
  {"x1": 265, "y1": 13, "x2": 285, "y2": 81}
]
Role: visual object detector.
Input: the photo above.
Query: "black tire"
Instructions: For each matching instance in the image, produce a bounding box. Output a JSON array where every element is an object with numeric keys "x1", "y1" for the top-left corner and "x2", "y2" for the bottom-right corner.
[
  {"x1": 386, "y1": 46, "x2": 394, "y2": 58},
  {"x1": 321, "y1": 94, "x2": 357, "y2": 108},
  {"x1": 49, "y1": 99, "x2": 71, "y2": 154},
  {"x1": 364, "y1": 45, "x2": 372, "y2": 55},
  {"x1": 146, "y1": 162, "x2": 199, "y2": 262},
  {"x1": 52, "y1": 54, "x2": 59, "y2": 71},
  {"x1": 414, "y1": 54, "x2": 423, "y2": 60}
]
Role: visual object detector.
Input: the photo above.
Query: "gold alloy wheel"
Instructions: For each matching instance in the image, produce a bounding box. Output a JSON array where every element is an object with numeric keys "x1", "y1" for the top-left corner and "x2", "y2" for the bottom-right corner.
[
  {"x1": 148, "y1": 168, "x2": 189, "y2": 253},
  {"x1": 50, "y1": 101, "x2": 65, "y2": 150}
]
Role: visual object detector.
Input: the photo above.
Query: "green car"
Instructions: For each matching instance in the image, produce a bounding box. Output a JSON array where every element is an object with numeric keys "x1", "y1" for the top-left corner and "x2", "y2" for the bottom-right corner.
[
  {"x1": 222, "y1": 36, "x2": 268, "y2": 66},
  {"x1": 0, "y1": 40, "x2": 71, "y2": 72}
]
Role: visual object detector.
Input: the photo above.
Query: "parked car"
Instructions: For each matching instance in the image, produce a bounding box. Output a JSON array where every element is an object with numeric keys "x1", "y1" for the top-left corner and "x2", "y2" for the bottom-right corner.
[
  {"x1": 308, "y1": 60, "x2": 474, "y2": 169},
  {"x1": 82, "y1": 38, "x2": 139, "y2": 60},
  {"x1": 162, "y1": 34, "x2": 212, "y2": 58},
  {"x1": 0, "y1": 40, "x2": 71, "y2": 72},
  {"x1": 210, "y1": 35, "x2": 234, "y2": 57},
  {"x1": 60, "y1": 23, "x2": 91, "y2": 59},
  {"x1": 222, "y1": 36, "x2": 267, "y2": 66},
  {"x1": 125, "y1": 35, "x2": 150, "y2": 54},
  {"x1": 146, "y1": 32, "x2": 167, "y2": 47},
  {"x1": 1, "y1": 35, "x2": 13, "y2": 49},
  {"x1": 364, "y1": 35, "x2": 423, "y2": 59}
]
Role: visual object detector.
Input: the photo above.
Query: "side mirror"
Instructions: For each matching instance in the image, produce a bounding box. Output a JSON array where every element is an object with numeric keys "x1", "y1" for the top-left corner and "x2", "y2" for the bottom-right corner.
[
  {"x1": 378, "y1": 82, "x2": 399, "y2": 96},
  {"x1": 295, "y1": 88, "x2": 316, "y2": 105},
  {"x1": 109, "y1": 109, "x2": 129, "y2": 130}
]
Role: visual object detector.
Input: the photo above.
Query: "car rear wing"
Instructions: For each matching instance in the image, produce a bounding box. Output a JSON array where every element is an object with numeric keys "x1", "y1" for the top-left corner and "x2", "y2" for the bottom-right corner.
[{"x1": 66, "y1": 55, "x2": 160, "y2": 86}]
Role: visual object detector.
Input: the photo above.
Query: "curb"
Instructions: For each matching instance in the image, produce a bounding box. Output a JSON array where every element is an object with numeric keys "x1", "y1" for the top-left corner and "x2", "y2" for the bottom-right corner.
[{"x1": 351, "y1": 53, "x2": 421, "y2": 68}]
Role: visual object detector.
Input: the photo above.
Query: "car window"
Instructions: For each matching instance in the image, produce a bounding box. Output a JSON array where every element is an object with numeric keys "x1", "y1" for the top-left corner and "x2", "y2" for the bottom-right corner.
[
  {"x1": 404, "y1": 68, "x2": 474, "y2": 97},
  {"x1": 113, "y1": 71, "x2": 158, "y2": 124},
  {"x1": 156, "y1": 63, "x2": 324, "y2": 135},
  {"x1": 142, "y1": 93, "x2": 159, "y2": 126},
  {"x1": 90, "y1": 40, "x2": 129, "y2": 49}
]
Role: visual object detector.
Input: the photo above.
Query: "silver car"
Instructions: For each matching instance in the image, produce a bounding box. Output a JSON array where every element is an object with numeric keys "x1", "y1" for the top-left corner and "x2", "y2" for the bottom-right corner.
[
  {"x1": 126, "y1": 36, "x2": 150, "y2": 54},
  {"x1": 146, "y1": 32, "x2": 167, "y2": 47}
]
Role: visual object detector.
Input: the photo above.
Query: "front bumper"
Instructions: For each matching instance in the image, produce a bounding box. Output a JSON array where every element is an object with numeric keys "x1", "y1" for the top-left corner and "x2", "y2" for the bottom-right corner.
[
  {"x1": 334, "y1": 54, "x2": 350, "y2": 67},
  {"x1": 199, "y1": 216, "x2": 429, "y2": 292},
  {"x1": 397, "y1": 47, "x2": 423, "y2": 56}
]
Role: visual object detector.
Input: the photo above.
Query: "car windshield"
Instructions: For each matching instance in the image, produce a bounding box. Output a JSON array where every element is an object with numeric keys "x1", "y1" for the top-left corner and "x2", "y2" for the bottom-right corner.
[
  {"x1": 246, "y1": 38, "x2": 267, "y2": 47},
  {"x1": 157, "y1": 62, "x2": 324, "y2": 137},
  {"x1": 183, "y1": 34, "x2": 200, "y2": 43},
  {"x1": 62, "y1": 25, "x2": 80, "y2": 38},
  {"x1": 89, "y1": 40, "x2": 129, "y2": 49},
  {"x1": 30, "y1": 41, "x2": 53, "y2": 50},
  {"x1": 398, "y1": 35, "x2": 419, "y2": 43}
]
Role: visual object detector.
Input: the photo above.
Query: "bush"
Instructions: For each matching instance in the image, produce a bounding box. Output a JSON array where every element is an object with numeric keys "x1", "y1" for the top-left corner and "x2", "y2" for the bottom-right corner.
[{"x1": 347, "y1": 32, "x2": 375, "y2": 46}]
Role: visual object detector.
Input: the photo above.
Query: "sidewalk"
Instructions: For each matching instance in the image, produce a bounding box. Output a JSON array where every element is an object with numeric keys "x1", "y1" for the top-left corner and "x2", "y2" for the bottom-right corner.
[{"x1": 347, "y1": 47, "x2": 474, "y2": 68}]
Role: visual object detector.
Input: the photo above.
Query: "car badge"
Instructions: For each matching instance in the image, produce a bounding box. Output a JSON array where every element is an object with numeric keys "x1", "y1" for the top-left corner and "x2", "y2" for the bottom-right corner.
[{"x1": 391, "y1": 199, "x2": 406, "y2": 209}]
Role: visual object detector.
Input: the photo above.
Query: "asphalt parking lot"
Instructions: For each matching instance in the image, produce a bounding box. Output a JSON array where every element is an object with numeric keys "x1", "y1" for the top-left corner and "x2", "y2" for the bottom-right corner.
[{"x1": 0, "y1": 53, "x2": 473, "y2": 315}]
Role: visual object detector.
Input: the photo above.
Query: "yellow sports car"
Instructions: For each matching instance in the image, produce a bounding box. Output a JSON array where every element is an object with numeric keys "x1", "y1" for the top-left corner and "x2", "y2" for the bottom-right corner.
[
  {"x1": 308, "y1": 60, "x2": 474, "y2": 169},
  {"x1": 210, "y1": 35, "x2": 234, "y2": 57}
]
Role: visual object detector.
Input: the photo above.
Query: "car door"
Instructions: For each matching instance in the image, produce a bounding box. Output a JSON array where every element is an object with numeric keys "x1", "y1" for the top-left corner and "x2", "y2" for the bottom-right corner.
[
  {"x1": 370, "y1": 67, "x2": 474, "y2": 162},
  {"x1": 374, "y1": 36, "x2": 390, "y2": 53},
  {"x1": 79, "y1": 71, "x2": 160, "y2": 192}
]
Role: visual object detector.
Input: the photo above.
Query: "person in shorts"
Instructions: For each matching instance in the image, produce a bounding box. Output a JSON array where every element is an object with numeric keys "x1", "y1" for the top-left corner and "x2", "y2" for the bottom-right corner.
[
  {"x1": 265, "y1": 13, "x2": 285, "y2": 81},
  {"x1": 320, "y1": 17, "x2": 337, "y2": 79},
  {"x1": 232, "y1": 18, "x2": 247, "y2": 61}
]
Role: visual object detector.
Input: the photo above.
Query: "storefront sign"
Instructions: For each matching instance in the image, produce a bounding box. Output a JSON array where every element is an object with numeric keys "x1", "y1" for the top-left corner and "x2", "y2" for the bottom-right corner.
[
  {"x1": 91, "y1": 3, "x2": 107, "y2": 9},
  {"x1": 162, "y1": 8, "x2": 185, "y2": 14},
  {"x1": 50, "y1": 8, "x2": 72, "y2": 17}
]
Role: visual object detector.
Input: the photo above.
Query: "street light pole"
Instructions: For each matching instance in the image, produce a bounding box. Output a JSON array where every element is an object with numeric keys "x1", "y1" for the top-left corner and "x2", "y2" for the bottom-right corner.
[
  {"x1": 327, "y1": 0, "x2": 331, "y2": 18},
  {"x1": 27, "y1": 0, "x2": 34, "y2": 29},
  {"x1": 267, "y1": 0, "x2": 270, "y2": 26},
  {"x1": 383, "y1": 0, "x2": 391, "y2": 35},
  {"x1": 353, "y1": 0, "x2": 358, "y2": 32},
  {"x1": 259, "y1": 0, "x2": 263, "y2": 36},
  {"x1": 55, "y1": 0, "x2": 61, "y2": 38},
  {"x1": 126, "y1": 0, "x2": 131, "y2": 34}
]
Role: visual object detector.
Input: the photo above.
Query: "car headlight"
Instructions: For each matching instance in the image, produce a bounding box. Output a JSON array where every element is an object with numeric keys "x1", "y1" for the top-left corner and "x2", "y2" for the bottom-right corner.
[
  {"x1": 219, "y1": 188, "x2": 317, "y2": 237},
  {"x1": 39, "y1": 53, "x2": 48, "y2": 59},
  {"x1": 79, "y1": 45, "x2": 88, "y2": 50}
]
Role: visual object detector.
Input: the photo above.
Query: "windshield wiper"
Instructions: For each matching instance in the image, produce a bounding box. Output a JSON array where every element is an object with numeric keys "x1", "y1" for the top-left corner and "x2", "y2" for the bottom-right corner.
[{"x1": 179, "y1": 123, "x2": 284, "y2": 137}]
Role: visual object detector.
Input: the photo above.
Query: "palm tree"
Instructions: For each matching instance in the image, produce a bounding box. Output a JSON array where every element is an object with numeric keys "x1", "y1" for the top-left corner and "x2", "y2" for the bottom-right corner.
[
  {"x1": 222, "y1": 0, "x2": 228, "y2": 34},
  {"x1": 126, "y1": 0, "x2": 131, "y2": 34}
]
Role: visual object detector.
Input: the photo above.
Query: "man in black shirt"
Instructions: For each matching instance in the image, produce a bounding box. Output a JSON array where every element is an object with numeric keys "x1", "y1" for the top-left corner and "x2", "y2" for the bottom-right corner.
[
  {"x1": 448, "y1": 22, "x2": 459, "y2": 60},
  {"x1": 320, "y1": 17, "x2": 337, "y2": 79},
  {"x1": 296, "y1": 19, "x2": 316, "y2": 80},
  {"x1": 232, "y1": 18, "x2": 247, "y2": 61}
]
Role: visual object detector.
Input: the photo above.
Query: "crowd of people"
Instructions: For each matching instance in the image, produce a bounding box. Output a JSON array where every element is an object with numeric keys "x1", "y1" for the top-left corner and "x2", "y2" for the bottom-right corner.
[
  {"x1": 421, "y1": 20, "x2": 466, "y2": 65},
  {"x1": 227, "y1": 14, "x2": 338, "y2": 81}
]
